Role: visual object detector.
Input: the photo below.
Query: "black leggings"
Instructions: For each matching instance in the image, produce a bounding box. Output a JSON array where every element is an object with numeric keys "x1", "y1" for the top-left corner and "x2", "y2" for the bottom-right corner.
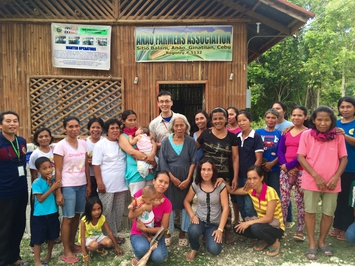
[{"x1": 233, "y1": 222, "x2": 283, "y2": 245}]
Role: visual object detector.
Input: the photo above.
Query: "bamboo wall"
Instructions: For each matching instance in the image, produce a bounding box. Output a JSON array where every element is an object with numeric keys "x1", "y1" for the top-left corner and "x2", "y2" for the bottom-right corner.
[{"x1": 0, "y1": 22, "x2": 247, "y2": 141}]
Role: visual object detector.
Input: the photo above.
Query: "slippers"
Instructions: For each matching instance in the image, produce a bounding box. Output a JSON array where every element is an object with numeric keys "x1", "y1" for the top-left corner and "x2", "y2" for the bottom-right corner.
[
  {"x1": 97, "y1": 248, "x2": 108, "y2": 256},
  {"x1": 336, "y1": 232, "x2": 346, "y2": 241},
  {"x1": 329, "y1": 228, "x2": 341, "y2": 237},
  {"x1": 266, "y1": 244, "x2": 280, "y2": 257},
  {"x1": 293, "y1": 233, "x2": 305, "y2": 241},
  {"x1": 115, "y1": 236, "x2": 126, "y2": 245},
  {"x1": 185, "y1": 250, "x2": 197, "y2": 262},
  {"x1": 246, "y1": 238, "x2": 257, "y2": 247},
  {"x1": 178, "y1": 238, "x2": 189, "y2": 247},
  {"x1": 305, "y1": 249, "x2": 317, "y2": 260},
  {"x1": 61, "y1": 255, "x2": 79, "y2": 264},
  {"x1": 319, "y1": 246, "x2": 334, "y2": 257},
  {"x1": 12, "y1": 260, "x2": 30, "y2": 266},
  {"x1": 235, "y1": 235, "x2": 246, "y2": 242},
  {"x1": 253, "y1": 240, "x2": 268, "y2": 251},
  {"x1": 285, "y1": 221, "x2": 295, "y2": 229},
  {"x1": 72, "y1": 245, "x2": 82, "y2": 253}
]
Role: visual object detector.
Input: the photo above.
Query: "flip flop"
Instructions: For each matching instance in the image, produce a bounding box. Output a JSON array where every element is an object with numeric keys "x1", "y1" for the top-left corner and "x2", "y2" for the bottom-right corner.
[
  {"x1": 253, "y1": 240, "x2": 268, "y2": 251},
  {"x1": 329, "y1": 228, "x2": 341, "y2": 237},
  {"x1": 72, "y1": 245, "x2": 82, "y2": 253},
  {"x1": 266, "y1": 244, "x2": 280, "y2": 257},
  {"x1": 319, "y1": 246, "x2": 334, "y2": 257},
  {"x1": 246, "y1": 238, "x2": 257, "y2": 247},
  {"x1": 305, "y1": 249, "x2": 317, "y2": 260},
  {"x1": 97, "y1": 248, "x2": 108, "y2": 256},
  {"x1": 293, "y1": 233, "x2": 305, "y2": 241},
  {"x1": 285, "y1": 221, "x2": 295, "y2": 229},
  {"x1": 61, "y1": 255, "x2": 79, "y2": 264},
  {"x1": 336, "y1": 233, "x2": 346, "y2": 241},
  {"x1": 116, "y1": 236, "x2": 126, "y2": 245}
]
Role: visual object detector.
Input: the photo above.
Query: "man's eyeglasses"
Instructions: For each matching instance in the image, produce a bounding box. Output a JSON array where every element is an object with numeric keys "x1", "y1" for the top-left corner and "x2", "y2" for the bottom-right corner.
[{"x1": 158, "y1": 100, "x2": 171, "y2": 104}]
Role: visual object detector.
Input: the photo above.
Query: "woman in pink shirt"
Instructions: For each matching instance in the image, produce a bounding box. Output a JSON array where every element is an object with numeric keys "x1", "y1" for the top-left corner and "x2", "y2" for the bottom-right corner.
[
  {"x1": 298, "y1": 106, "x2": 347, "y2": 260},
  {"x1": 54, "y1": 116, "x2": 91, "y2": 264},
  {"x1": 277, "y1": 106, "x2": 308, "y2": 242}
]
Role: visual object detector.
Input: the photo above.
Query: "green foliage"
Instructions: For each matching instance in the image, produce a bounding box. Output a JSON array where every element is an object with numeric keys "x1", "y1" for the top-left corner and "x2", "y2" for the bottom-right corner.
[{"x1": 249, "y1": 0, "x2": 355, "y2": 121}]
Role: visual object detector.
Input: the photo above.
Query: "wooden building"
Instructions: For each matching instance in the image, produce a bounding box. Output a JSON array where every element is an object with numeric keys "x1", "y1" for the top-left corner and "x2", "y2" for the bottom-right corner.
[{"x1": 0, "y1": 0, "x2": 313, "y2": 141}]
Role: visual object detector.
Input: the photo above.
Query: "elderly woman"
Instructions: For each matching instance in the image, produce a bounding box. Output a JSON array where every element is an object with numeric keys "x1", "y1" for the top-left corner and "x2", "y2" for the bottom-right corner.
[
  {"x1": 158, "y1": 114, "x2": 197, "y2": 246},
  {"x1": 92, "y1": 118, "x2": 128, "y2": 245}
]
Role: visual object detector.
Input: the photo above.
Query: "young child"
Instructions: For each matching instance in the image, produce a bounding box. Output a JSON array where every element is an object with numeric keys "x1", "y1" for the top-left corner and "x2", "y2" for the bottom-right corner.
[
  {"x1": 277, "y1": 106, "x2": 308, "y2": 242},
  {"x1": 31, "y1": 157, "x2": 61, "y2": 266},
  {"x1": 298, "y1": 106, "x2": 348, "y2": 260},
  {"x1": 128, "y1": 126, "x2": 154, "y2": 177},
  {"x1": 128, "y1": 185, "x2": 164, "y2": 240},
  {"x1": 79, "y1": 197, "x2": 122, "y2": 266}
]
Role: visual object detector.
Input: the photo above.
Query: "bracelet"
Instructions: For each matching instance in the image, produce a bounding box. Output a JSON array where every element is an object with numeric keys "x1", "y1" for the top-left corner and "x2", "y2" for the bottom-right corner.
[
  {"x1": 218, "y1": 227, "x2": 224, "y2": 233},
  {"x1": 83, "y1": 254, "x2": 89, "y2": 258}
]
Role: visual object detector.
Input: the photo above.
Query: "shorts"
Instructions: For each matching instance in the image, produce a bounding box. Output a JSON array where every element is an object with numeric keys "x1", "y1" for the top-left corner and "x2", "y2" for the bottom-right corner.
[
  {"x1": 31, "y1": 212, "x2": 60, "y2": 245},
  {"x1": 85, "y1": 234, "x2": 107, "y2": 246},
  {"x1": 128, "y1": 180, "x2": 153, "y2": 197},
  {"x1": 303, "y1": 190, "x2": 338, "y2": 216},
  {"x1": 62, "y1": 185, "x2": 86, "y2": 218}
]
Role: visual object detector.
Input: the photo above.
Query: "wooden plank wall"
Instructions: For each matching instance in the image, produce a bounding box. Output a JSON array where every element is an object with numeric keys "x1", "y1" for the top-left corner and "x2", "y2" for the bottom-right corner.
[{"x1": 0, "y1": 22, "x2": 247, "y2": 141}]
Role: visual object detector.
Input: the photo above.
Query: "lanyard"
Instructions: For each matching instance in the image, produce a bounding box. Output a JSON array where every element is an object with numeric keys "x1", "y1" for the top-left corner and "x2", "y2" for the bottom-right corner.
[{"x1": 10, "y1": 137, "x2": 20, "y2": 160}]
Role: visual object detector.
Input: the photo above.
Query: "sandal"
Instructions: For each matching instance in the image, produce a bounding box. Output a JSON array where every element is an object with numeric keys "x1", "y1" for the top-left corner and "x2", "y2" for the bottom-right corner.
[
  {"x1": 185, "y1": 250, "x2": 197, "y2": 262},
  {"x1": 253, "y1": 240, "x2": 268, "y2": 251},
  {"x1": 61, "y1": 255, "x2": 79, "y2": 264},
  {"x1": 225, "y1": 230, "x2": 235, "y2": 244},
  {"x1": 305, "y1": 249, "x2": 317, "y2": 260},
  {"x1": 246, "y1": 238, "x2": 257, "y2": 247},
  {"x1": 178, "y1": 238, "x2": 189, "y2": 247},
  {"x1": 12, "y1": 260, "x2": 30, "y2": 266},
  {"x1": 285, "y1": 221, "x2": 295, "y2": 229},
  {"x1": 329, "y1": 228, "x2": 341, "y2": 237},
  {"x1": 266, "y1": 243, "x2": 280, "y2": 257},
  {"x1": 293, "y1": 232, "x2": 305, "y2": 241},
  {"x1": 336, "y1": 232, "x2": 346, "y2": 241},
  {"x1": 115, "y1": 236, "x2": 126, "y2": 245},
  {"x1": 235, "y1": 235, "x2": 246, "y2": 242},
  {"x1": 97, "y1": 248, "x2": 108, "y2": 256},
  {"x1": 319, "y1": 246, "x2": 334, "y2": 257}
]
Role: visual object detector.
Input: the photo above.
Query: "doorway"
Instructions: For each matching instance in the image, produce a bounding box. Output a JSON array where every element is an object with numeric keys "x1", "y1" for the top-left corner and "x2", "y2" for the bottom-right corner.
[{"x1": 158, "y1": 83, "x2": 205, "y2": 130}]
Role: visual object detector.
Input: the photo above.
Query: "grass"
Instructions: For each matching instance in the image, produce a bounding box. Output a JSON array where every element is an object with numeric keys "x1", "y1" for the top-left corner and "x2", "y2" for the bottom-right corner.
[{"x1": 19, "y1": 202, "x2": 355, "y2": 266}]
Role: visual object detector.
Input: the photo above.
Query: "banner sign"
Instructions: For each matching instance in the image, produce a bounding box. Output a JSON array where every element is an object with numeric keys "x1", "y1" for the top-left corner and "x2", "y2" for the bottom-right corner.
[
  {"x1": 135, "y1": 26, "x2": 233, "y2": 62},
  {"x1": 51, "y1": 23, "x2": 111, "y2": 70}
]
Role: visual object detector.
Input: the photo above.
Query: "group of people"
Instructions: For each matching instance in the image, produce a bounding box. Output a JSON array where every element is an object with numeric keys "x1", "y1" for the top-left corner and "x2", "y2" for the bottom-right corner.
[{"x1": 1, "y1": 93, "x2": 355, "y2": 265}]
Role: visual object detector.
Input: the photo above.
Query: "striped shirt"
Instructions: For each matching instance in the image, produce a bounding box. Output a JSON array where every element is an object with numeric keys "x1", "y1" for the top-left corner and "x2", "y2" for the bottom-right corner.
[{"x1": 247, "y1": 183, "x2": 285, "y2": 231}]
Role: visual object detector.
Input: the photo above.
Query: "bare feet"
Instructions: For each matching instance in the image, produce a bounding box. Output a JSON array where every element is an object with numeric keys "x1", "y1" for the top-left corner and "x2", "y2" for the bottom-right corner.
[{"x1": 186, "y1": 250, "x2": 197, "y2": 262}]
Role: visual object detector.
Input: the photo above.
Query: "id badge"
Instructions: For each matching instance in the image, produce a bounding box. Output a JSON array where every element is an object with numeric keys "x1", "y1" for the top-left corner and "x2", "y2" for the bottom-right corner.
[{"x1": 18, "y1": 166, "x2": 25, "y2": 176}]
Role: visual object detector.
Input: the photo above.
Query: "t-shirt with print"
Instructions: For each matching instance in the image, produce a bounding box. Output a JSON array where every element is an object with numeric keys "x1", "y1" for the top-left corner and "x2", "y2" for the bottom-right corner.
[
  {"x1": 53, "y1": 139, "x2": 88, "y2": 187},
  {"x1": 256, "y1": 128, "x2": 281, "y2": 172},
  {"x1": 336, "y1": 119, "x2": 355, "y2": 173},
  {"x1": 197, "y1": 129, "x2": 238, "y2": 180}
]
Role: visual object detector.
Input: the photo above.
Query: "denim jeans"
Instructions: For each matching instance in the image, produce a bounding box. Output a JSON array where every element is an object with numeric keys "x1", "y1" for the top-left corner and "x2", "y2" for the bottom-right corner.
[
  {"x1": 237, "y1": 177, "x2": 257, "y2": 219},
  {"x1": 187, "y1": 220, "x2": 222, "y2": 255},
  {"x1": 168, "y1": 209, "x2": 190, "y2": 234},
  {"x1": 130, "y1": 234, "x2": 168, "y2": 263},
  {"x1": 345, "y1": 221, "x2": 355, "y2": 244}
]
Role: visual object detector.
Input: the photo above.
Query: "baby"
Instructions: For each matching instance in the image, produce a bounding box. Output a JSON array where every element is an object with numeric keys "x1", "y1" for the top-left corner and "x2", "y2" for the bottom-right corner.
[
  {"x1": 128, "y1": 126, "x2": 154, "y2": 177},
  {"x1": 128, "y1": 185, "x2": 164, "y2": 240}
]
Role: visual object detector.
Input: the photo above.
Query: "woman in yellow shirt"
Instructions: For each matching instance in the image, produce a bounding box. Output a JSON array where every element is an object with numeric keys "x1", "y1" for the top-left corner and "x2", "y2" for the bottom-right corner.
[{"x1": 227, "y1": 165, "x2": 284, "y2": 256}]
